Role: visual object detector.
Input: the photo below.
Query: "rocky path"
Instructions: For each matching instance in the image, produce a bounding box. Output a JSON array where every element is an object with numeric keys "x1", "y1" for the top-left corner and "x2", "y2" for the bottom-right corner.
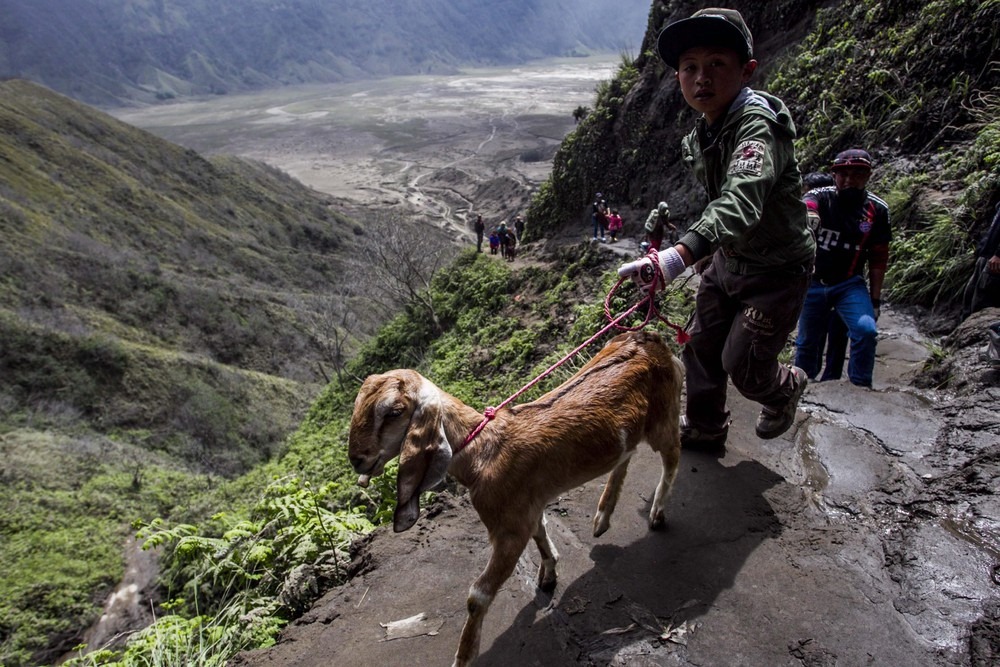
[{"x1": 231, "y1": 305, "x2": 1000, "y2": 667}]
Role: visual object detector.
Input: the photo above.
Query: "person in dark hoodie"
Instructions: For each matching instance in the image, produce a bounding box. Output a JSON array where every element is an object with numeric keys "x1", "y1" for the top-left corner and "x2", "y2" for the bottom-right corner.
[{"x1": 618, "y1": 8, "x2": 815, "y2": 453}]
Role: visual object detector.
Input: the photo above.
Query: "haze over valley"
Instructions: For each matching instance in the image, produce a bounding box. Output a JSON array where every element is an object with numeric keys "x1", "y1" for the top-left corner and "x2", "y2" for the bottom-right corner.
[{"x1": 110, "y1": 56, "x2": 621, "y2": 241}]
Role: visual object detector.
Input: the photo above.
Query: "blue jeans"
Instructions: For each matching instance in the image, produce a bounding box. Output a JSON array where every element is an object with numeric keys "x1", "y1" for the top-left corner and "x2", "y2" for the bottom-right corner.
[
  {"x1": 592, "y1": 215, "x2": 606, "y2": 239},
  {"x1": 794, "y1": 276, "x2": 877, "y2": 387},
  {"x1": 820, "y1": 312, "x2": 848, "y2": 381}
]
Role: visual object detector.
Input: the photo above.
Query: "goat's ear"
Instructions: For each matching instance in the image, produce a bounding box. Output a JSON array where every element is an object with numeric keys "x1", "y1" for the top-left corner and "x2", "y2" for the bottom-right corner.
[{"x1": 393, "y1": 400, "x2": 452, "y2": 533}]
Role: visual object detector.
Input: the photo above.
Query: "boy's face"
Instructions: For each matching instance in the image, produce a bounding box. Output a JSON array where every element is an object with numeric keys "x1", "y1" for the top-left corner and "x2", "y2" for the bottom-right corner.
[
  {"x1": 833, "y1": 167, "x2": 872, "y2": 192},
  {"x1": 675, "y1": 47, "x2": 757, "y2": 125}
]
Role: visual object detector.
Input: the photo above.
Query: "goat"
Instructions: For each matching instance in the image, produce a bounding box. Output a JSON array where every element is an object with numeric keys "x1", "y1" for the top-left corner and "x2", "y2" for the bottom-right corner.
[{"x1": 348, "y1": 330, "x2": 683, "y2": 667}]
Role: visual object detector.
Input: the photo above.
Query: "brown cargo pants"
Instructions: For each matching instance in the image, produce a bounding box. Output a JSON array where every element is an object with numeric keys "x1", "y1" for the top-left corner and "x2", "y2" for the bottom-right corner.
[{"x1": 681, "y1": 249, "x2": 811, "y2": 433}]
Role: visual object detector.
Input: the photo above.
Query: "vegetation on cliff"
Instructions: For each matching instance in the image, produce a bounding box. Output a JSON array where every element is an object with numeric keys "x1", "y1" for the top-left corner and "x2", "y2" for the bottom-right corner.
[{"x1": 531, "y1": 0, "x2": 1000, "y2": 321}]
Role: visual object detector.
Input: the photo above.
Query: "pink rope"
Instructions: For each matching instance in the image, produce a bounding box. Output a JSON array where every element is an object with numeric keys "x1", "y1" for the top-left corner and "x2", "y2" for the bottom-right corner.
[{"x1": 458, "y1": 253, "x2": 690, "y2": 451}]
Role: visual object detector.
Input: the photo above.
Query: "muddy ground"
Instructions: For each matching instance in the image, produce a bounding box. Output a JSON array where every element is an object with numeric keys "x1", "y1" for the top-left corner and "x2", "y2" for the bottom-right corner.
[{"x1": 115, "y1": 60, "x2": 1000, "y2": 666}]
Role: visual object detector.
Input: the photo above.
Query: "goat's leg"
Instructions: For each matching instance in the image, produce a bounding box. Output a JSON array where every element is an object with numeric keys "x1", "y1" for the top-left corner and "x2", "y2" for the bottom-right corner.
[
  {"x1": 648, "y1": 433, "x2": 681, "y2": 530},
  {"x1": 593, "y1": 455, "x2": 632, "y2": 537},
  {"x1": 453, "y1": 529, "x2": 532, "y2": 667},
  {"x1": 532, "y1": 513, "x2": 559, "y2": 592}
]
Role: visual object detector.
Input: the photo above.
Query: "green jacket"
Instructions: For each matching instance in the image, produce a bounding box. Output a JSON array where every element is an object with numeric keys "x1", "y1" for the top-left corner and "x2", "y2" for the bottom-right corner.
[{"x1": 677, "y1": 88, "x2": 815, "y2": 274}]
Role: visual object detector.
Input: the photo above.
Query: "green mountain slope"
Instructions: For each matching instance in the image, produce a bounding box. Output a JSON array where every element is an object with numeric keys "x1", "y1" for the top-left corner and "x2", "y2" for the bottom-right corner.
[
  {"x1": 0, "y1": 79, "x2": 370, "y2": 445},
  {"x1": 0, "y1": 79, "x2": 379, "y2": 665}
]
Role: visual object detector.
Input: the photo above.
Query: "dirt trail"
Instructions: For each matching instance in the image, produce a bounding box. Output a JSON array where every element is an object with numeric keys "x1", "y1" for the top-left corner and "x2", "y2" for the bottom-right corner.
[{"x1": 231, "y1": 297, "x2": 1000, "y2": 667}]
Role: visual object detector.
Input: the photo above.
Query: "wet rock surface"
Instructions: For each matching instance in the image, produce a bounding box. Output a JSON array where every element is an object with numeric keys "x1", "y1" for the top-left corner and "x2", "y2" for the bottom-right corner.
[{"x1": 231, "y1": 306, "x2": 1000, "y2": 667}]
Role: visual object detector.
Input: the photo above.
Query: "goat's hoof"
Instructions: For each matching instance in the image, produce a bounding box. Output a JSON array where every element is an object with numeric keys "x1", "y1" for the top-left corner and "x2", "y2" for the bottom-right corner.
[
  {"x1": 648, "y1": 513, "x2": 667, "y2": 531},
  {"x1": 537, "y1": 565, "x2": 558, "y2": 593},
  {"x1": 593, "y1": 514, "x2": 610, "y2": 537}
]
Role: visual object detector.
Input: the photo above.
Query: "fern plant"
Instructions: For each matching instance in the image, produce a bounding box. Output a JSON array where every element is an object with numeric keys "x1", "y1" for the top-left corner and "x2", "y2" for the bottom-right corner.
[{"x1": 64, "y1": 476, "x2": 374, "y2": 666}]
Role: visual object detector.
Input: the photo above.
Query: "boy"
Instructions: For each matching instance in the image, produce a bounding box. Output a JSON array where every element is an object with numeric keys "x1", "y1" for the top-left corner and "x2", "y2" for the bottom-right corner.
[{"x1": 618, "y1": 8, "x2": 815, "y2": 452}]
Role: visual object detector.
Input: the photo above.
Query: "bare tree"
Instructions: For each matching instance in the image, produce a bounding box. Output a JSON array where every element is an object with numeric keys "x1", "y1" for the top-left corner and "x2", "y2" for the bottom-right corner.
[
  {"x1": 352, "y1": 211, "x2": 453, "y2": 334},
  {"x1": 289, "y1": 283, "x2": 372, "y2": 386}
]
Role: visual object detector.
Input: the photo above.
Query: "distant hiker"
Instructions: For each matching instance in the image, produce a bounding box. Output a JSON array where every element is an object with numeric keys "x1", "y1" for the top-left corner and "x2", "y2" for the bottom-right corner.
[
  {"x1": 514, "y1": 214, "x2": 526, "y2": 241},
  {"x1": 474, "y1": 214, "x2": 485, "y2": 252},
  {"x1": 644, "y1": 201, "x2": 675, "y2": 250},
  {"x1": 794, "y1": 149, "x2": 890, "y2": 389},
  {"x1": 591, "y1": 192, "x2": 608, "y2": 242},
  {"x1": 961, "y1": 202, "x2": 1000, "y2": 320},
  {"x1": 505, "y1": 229, "x2": 517, "y2": 262},
  {"x1": 802, "y1": 171, "x2": 835, "y2": 194},
  {"x1": 489, "y1": 228, "x2": 500, "y2": 255},
  {"x1": 607, "y1": 208, "x2": 623, "y2": 243},
  {"x1": 617, "y1": 8, "x2": 815, "y2": 453},
  {"x1": 800, "y1": 171, "x2": 847, "y2": 381},
  {"x1": 498, "y1": 222, "x2": 510, "y2": 259}
]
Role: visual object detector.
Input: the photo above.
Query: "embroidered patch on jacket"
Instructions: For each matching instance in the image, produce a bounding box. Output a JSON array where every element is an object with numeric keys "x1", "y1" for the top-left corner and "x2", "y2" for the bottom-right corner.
[{"x1": 728, "y1": 140, "x2": 766, "y2": 176}]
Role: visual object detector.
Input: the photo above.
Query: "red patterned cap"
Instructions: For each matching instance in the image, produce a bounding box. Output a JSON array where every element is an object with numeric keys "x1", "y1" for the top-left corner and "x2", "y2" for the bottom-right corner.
[{"x1": 831, "y1": 149, "x2": 873, "y2": 171}]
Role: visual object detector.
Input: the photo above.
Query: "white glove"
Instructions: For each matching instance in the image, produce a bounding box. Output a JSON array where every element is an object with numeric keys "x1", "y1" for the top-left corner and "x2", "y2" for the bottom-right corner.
[{"x1": 617, "y1": 247, "x2": 687, "y2": 295}]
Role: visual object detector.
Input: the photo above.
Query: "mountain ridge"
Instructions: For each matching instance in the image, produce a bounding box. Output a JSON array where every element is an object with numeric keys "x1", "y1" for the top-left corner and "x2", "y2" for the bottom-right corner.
[{"x1": 0, "y1": 0, "x2": 650, "y2": 106}]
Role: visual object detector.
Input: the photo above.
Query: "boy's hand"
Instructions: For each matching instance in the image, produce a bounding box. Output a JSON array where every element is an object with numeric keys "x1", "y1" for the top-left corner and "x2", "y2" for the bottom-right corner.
[
  {"x1": 617, "y1": 247, "x2": 687, "y2": 295},
  {"x1": 618, "y1": 256, "x2": 660, "y2": 294}
]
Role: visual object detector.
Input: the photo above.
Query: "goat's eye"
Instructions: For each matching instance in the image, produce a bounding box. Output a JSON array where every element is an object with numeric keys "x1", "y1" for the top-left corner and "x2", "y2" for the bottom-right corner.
[{"x1": 387, "y1": 406, "x2": 404, "y2": 418}]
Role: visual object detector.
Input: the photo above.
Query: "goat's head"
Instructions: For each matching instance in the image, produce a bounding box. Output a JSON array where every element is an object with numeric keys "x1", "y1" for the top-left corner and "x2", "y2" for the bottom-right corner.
[{"x1": 348, "y1": 370, "x2": 452, "y2": 533}]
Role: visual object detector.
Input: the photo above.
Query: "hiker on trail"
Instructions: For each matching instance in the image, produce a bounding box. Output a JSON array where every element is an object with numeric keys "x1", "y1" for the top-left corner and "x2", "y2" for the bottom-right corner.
[
  {"x1": 591, "y1": 192, "x2": 608, "y2": 242},
  {"x1": 607, "y1": 208, "x2": 623, "y2": 243},
  {"x1": 802, "y1": 171, "x2": 834, "y2": 193},
  {"x1": 505, "y1": 229, "x2": 517, "y2": 262},
  {"x1": 793, "y1": 149, "x2": 891, "y2": 389},
  {"x1": 617, "y1": 8, "x2": 815, "y2": 453},
  {"x1": 498, "y1": 222, "x2": 510, "y2": 259},
  {"x1": 474, "y1": 214, "x2": 485, "y2": 253},
  {"x1": 489, "y1": 228, "x2": 500, "y2": 255},
  {"x1": 960, "y1": 202, "x2": 1000, "y2": 320},
  {"x1": 514, "y1": 214, "x2": 526, "y2": 242},
  {"x1": 801, "y1": 171, "x2": 849, "y2": 381},
  {"x1": 644, "y1": 201, "x2": 675, "y2": 250}
]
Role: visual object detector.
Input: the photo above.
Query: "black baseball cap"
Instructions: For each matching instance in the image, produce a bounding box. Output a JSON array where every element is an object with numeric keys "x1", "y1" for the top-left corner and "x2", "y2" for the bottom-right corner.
[{"x1": 656, "y1": 8, "x2": 754, "y2": 70}]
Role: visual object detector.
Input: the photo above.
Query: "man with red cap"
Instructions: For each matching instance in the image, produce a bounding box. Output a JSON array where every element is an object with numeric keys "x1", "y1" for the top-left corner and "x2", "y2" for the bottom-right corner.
[{"x1": 794, "y1": 148, "x2": 891, "y2": 388}]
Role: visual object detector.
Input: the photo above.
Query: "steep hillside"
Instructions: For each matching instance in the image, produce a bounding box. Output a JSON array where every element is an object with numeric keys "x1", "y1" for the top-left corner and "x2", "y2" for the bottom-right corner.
[
  {"x1": 0, "y1": 79, "x2": 371, "y2": 405},
  {"x1": 0, "y1": 0, "x2": 650, "y2": 106},
  {"x1": 0, "y1": 79, "x2": 396, "y2": 666},
  {"x1": 530, "y1": 0, "x2": 1000, "y2": 326}
]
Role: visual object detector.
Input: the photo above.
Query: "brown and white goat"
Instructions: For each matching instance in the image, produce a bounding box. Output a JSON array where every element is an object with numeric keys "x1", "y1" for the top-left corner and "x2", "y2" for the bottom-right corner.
[{"x1": 348, "y1": 330, "x2": 683, "y2": 667}]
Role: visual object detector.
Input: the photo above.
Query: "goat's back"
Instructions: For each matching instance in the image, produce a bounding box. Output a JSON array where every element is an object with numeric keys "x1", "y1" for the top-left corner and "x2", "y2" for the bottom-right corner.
[
  {"x1": 516, "y1": 330, "x2": 678, "y2": 418},
  {"x1": 473, "y1": 331, "x2": 682, "y2": 496}
]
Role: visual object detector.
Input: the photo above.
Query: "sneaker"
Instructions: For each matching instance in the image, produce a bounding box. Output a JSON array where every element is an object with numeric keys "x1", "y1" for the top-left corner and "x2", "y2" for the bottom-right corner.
[
  {"x1": 756, "y1": 366, "x2": 808, "y2": 439},
  {"x1": 680, "y1": 415, "x2": 729, "y2": 454}
]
